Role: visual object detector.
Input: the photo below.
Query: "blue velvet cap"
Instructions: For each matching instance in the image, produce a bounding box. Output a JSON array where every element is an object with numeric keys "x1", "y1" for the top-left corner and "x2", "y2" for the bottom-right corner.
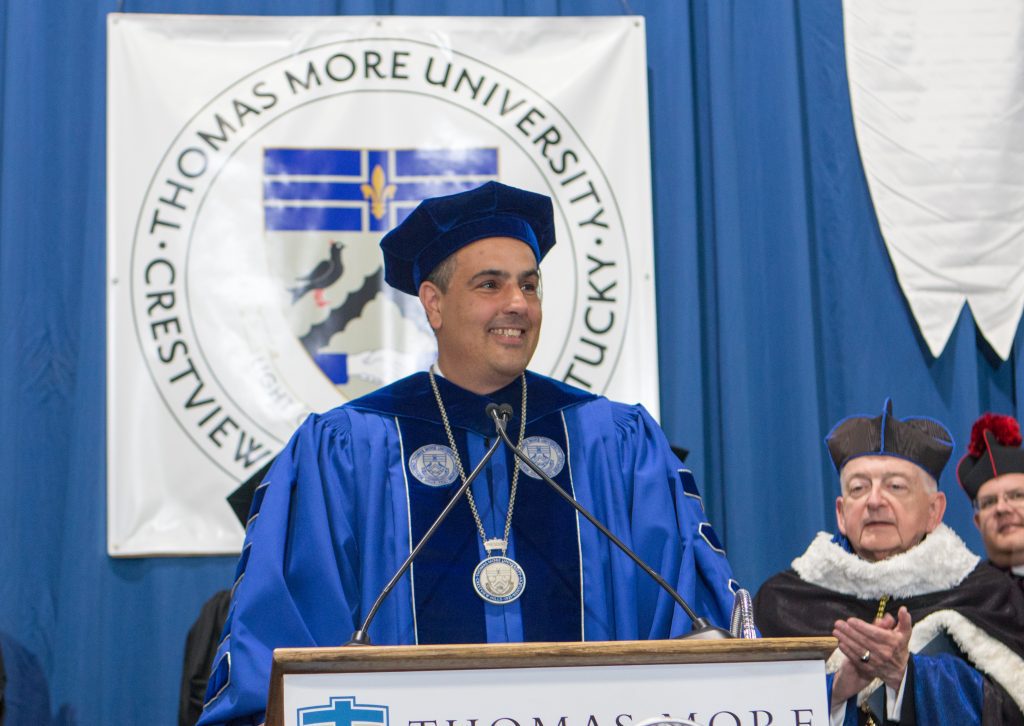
[
  {"x1": 825, "y1": 398, "x2": 954, "y2": 482},
  {"x1": 379, "y1": 181, "x2": 555, "y2": 295}
]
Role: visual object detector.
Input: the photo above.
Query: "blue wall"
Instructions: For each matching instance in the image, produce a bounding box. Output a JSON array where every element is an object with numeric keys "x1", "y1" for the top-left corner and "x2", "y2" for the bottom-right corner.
[{"x1": 1, "y1": 0, "x2": 1021, "y2": 722}]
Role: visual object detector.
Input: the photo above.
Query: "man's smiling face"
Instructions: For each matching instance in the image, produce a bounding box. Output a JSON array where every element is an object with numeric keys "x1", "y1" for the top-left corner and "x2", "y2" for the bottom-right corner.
[
  {"x1": 419, "y1": 236, "x2": 541, "y2": 394},
  {"x1": 973, "y1": 473, "x2": 1024, "y2": 568}
]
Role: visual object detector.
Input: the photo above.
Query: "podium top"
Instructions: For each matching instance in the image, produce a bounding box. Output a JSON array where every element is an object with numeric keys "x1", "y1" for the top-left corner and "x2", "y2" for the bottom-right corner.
[{"x1": 271, "y1": 636, "x2": 836, "y2": 674}]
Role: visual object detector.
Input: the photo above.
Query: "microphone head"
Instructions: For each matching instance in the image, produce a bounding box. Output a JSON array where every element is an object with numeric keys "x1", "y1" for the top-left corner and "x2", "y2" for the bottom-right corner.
[{"x1": 485, "y1": 403, "x2": 514, "y2": 421}]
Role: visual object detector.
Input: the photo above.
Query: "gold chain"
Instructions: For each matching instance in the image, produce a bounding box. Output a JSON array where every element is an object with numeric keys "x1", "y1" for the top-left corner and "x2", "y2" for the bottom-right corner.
[
  {"x1": 858, "y1": 596, "x2": 891, "y2": 726},
  {"x1": 874, "y1": 595, "x2": 890, "y2": 621},
  {"x1": 428, "y1": 370, "x2": 528, "y2": 555}
]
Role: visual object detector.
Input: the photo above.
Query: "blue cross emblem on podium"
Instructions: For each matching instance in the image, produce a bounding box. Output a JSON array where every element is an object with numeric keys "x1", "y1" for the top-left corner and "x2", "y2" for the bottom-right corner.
[{"x1": 298, "y1": 696, "x2": 389, "y2": 726}]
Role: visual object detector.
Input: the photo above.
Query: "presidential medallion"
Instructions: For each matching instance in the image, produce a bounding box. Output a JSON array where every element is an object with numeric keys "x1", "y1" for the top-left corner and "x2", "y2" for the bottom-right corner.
[
  {"x1": 429, "y1": 370, "x2": 530, "y2": 605},
  {"x1": 472, "y1": 555, "x2": 526, "y2": 605}
]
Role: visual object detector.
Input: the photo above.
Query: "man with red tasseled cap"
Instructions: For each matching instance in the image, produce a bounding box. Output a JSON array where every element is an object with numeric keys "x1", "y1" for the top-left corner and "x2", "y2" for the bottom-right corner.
[{"x1": 958, "y1": 413, "x2": 1024, "y2": 587}]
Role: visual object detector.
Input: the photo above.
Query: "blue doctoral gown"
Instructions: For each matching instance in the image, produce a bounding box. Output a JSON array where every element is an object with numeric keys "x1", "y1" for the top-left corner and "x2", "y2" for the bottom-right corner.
[{"x1": 199, "y1": 371, "x2": 739, "y2": 726}]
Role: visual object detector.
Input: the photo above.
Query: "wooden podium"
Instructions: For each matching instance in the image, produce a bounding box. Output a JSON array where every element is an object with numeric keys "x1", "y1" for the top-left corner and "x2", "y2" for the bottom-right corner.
[{"x1": 267, "y1": 637, "x2": 836, "y2": 726}]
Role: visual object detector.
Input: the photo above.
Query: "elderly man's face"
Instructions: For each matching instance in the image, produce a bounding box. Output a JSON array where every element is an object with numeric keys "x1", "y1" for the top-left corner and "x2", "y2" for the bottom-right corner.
[
  {"x1": 835, "y1": 455, "x2": 946, "y2": 561},
  {"x1": 973, "y1": 473, "x2": 1024, "y2": 568},
  {"x1": 419, "y1": 236, "x2": 541, "y2": 395}
]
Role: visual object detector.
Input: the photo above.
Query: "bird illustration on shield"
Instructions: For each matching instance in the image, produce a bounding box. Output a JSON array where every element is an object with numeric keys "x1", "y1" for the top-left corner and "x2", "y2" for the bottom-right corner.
[{"x1": 288, "y1": 241, "x2": 344, "y2": 307}]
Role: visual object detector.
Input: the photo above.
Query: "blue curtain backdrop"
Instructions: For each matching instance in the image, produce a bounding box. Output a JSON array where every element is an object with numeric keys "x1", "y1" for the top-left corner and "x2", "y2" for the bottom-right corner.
[{"x1": 2, "y1": 0, "x2": 1022, "y2": 722}]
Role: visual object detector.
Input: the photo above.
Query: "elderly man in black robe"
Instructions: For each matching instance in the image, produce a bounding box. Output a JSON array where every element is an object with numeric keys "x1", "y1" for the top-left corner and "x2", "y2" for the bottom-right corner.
[
  {"x1": 957, "y1": 413, "x2": 1024, "y2": 590},
  {"x1": 754, "y1": 400, "x2": 1024, "y2": 725}
]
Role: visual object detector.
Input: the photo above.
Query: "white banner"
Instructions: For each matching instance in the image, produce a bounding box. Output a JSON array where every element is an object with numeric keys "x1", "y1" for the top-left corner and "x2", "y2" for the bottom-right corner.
[
  {"x1": 107, "y1": 15, "x2": 657, "y2": 555},
  {"x1": 844, "y1": 1, "x2": 1024, "y2": 359}
]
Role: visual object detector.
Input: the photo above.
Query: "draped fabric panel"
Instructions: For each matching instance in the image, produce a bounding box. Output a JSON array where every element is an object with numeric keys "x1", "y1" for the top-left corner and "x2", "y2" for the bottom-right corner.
[{"x1": 1, "y1": 0, "x2": 1020, "y2": 722}]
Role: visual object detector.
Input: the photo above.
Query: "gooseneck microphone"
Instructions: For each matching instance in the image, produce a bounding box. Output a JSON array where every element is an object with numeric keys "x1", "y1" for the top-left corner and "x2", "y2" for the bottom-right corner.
[
  {"x1": 345, "y1": 405, "x2": 511, "y2": 646},
  {"x1": 729, "y1": 588, "x2": 757, "y2": 639},
  {"x1": 487, "y1": 403, "x2": 732, "y2": 640}
]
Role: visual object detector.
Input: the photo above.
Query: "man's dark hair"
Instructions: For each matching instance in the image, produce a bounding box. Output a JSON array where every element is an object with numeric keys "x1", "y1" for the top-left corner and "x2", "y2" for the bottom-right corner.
[{"x1": 424, "y1": 255, "x2": 457, "y2": 292}]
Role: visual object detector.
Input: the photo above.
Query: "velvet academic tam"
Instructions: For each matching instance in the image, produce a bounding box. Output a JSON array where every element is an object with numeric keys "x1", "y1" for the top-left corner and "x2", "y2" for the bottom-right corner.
[{"x1": 379, "y1": 181, "x2": 555, "y2": 295}]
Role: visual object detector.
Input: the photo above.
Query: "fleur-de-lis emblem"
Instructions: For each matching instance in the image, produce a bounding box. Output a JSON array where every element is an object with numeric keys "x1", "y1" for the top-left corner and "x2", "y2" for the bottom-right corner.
[{"x1": 361, "y1": 164, "x2": 396, "y2": 221}]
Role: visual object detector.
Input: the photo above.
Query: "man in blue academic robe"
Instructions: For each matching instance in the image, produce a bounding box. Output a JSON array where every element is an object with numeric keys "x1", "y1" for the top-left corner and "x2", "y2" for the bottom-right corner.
[
  {"x1": 199, "y1": 182, "x2": 739, "y2": 726},
  {"x1": 754, "y1": 400, "x2": 1024, "y2": 725}
]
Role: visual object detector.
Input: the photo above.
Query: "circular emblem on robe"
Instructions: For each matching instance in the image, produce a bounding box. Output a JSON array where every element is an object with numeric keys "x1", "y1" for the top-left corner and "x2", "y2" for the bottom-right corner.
[
  {"x1": 517, "y1": 436, "x2": 566, "y2": 479},
  {"x1": 472, "y1": 555, "x2": 526, "y2": 604},
  {"x1": 409, "y1": 444, "x2": 458, "y2": 487}
]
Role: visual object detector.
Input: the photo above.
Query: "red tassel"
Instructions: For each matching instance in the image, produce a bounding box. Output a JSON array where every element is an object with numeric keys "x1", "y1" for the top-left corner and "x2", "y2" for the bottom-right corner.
[{"x1": 968, "y1": 413, "x2": 1022, "y2": 457}]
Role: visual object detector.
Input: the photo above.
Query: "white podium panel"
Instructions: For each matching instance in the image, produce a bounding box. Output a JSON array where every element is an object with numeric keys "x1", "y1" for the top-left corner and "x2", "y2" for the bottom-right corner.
[
  {"x1": 268, "y1": 639, "x2": 835, "y2": 726},
  {"x1": 282, "y1": 659, "x2": 827, "y2": 726}
]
